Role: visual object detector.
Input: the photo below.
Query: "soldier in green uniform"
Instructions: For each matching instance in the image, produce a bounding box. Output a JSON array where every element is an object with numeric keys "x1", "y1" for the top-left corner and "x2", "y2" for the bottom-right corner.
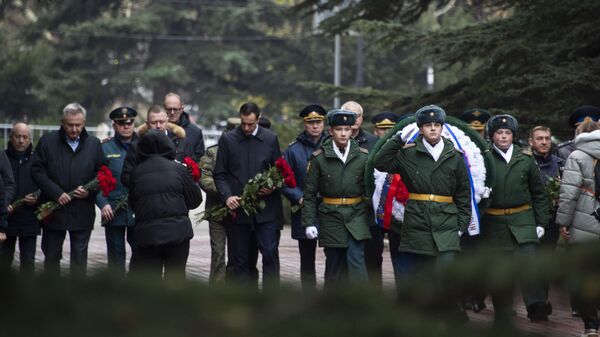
[
  {"x1": 302, "y1": 109, "x2": 371, "y2": 288},
  {"x1": 481, "y1": 114, "x2": 551, "y2": 323},
  {"x1": 198, "y1": 117, "x2": 240, "y2": 284},
  {"x1": 373, "y1": 105, "x2": 471, "y2": 276},
  {"x1": 96, "y1": 107, "x2": 138, "y2": 274}
]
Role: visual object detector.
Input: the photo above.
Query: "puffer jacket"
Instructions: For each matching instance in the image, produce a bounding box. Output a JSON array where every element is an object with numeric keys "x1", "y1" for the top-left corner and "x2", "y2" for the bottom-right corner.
[
  {"x1": 129, "y1": 130, "x2": 203, "y2": 247},
  {"x1": 556, "y1": 130, "x2": 600, "y2": 243}
]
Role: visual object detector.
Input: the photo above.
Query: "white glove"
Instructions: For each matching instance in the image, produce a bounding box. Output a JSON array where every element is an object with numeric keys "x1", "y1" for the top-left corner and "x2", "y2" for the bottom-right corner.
[
  {"x1": 458, "y1": 230, "x2": 464, "y2": 237},
  {"x1": 305, "y1": 226, "x2": 318, "y2": 239},
  {"x1": 536, "y1": 226, "x2": 545, "y2": 239}
]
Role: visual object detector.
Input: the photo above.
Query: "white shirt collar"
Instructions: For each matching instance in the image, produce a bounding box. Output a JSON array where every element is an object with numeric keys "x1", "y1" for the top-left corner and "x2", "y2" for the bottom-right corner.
[
  {"x1": 493, "y1": 144, "x2": 514, "y2": 163},
  {"x1": 252, "y1": 125, "x2": 259, "y2": 136},
  {"x1": 422, "y1": 138, "x2": 444, "y2": 162},
  {"x1": 332, "y1": 140, "x2": 350, "y2": 163}
]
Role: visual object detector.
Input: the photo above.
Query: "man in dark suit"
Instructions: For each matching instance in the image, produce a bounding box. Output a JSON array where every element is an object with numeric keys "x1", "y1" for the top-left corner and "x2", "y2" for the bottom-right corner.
[
  {"x1": 214, "y1": 102, "x2": 283, "y2": 287},
  {"x1": 31, "y1": 103, "x2": 106, "y2": 277}
]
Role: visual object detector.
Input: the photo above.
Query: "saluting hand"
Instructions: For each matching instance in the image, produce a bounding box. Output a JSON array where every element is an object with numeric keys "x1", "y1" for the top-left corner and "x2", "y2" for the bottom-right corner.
[
  {"x1": 0, "y1": 233, "x2": 6, "y2": 242},
  {"x1": 226, "y1": 196, "x2": 241, "y2": 210},
  {"x1": 57, "y1": 193, "x2": 72, "y2": 206},
  {"x1": 73, "y1": 186, "x2": 89, "y2": 199}
]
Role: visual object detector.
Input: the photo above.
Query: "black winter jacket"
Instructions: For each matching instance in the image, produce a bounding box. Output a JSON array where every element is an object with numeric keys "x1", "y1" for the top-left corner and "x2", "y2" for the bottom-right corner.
[
  {"x1": 5, "y1": 143, "x2": 41, "y2": 236},
  {"x1": 31, "y1": 128, "x2": 106, "y2": 230},
  {"x1": 129, "y1": 130, "x2": 203, "y2": 247}
]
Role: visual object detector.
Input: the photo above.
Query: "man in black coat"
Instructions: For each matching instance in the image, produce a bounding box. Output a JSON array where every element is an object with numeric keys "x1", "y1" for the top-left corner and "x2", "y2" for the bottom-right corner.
[
  {"x1": 164, "y1": 93, "x2": 205, "y2": 161},
  {"x1": 2, "y1": 123, "x2": 40, "y2": 274},
  {"x1": 0, "y1": 148, "x2": 16, "y2": 210},
  {"x1": 31, "y1": 103, "x2": 106, "y2": 277},
  {"x1": 214, "y1": 102, "x2": 283, "y2": 287},
  {"x1": 128, "y1": 130, "x2": 203, "y2": 279}
]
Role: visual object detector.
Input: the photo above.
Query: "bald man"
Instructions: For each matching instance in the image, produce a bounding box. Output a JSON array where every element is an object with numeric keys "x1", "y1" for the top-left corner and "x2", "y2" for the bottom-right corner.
[
  {"x1": 2, "y1": 122, "x2": 40, "y2": 274},
  {"x1": 164, "y1": 93, "x2": 205, "y2": 160},
  {"x1": 340, "y1": 101, "x2": 377, "y2": 151}
]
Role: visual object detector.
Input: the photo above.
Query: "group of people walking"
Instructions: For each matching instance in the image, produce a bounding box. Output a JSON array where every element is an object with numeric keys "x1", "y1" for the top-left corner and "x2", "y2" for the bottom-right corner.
[{"x1": 1, "y1": 95, "x2": 600, "y2": 335}]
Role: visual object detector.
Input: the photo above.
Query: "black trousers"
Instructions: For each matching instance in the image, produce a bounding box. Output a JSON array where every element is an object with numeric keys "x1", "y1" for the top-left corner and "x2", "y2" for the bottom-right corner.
[
  {"x1": 105, "y1": 225, "x2": 136, "y2": 275},
  {"x1": 364, "y1": 226, "x2": 384, "y2": 288},
  {"x1": 42, "y1": 228, "x2": 91, "y2": 277},
  {"x1": 298, "y1": 238, "x2": 317, "y2": 290},
  {"x1": 130, "y1": 240, "x2": 190, "y2": 280},
  {"x1": 0, "y1": 235, "x2": 37, "y2": 274},
  {"x1": 227, "y1": 221, "x2": 280, "y2": 288}
]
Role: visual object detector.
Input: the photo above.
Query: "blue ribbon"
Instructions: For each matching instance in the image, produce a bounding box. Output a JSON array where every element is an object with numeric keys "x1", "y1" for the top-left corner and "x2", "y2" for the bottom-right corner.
[{"x1": 443, "y1": 125, "x2": 481, "y2": 235}]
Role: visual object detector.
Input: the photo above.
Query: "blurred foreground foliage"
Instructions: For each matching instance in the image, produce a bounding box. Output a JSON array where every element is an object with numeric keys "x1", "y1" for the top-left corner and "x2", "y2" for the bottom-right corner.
[{"x1": 3, "y1": 243, "x2": 600, "y2": 337}]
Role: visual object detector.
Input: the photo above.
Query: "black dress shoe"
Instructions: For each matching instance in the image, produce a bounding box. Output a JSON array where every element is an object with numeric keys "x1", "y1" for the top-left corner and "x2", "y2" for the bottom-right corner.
[{"x1": 527, "y1": 301, "x2": 552, "y2": 322}]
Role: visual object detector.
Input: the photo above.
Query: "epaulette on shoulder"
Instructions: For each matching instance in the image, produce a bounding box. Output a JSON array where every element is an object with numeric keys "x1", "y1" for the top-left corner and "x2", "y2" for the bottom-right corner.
[
  {"x1": 101, "y1": 137, "x2": 112, "y2": 144},
  {"x1": 359, "y1": 147, "x2": 369, "y2": 154},
  {"x1": 522, "y1": 148, "x2": 533, "y2": 156},
  {"x1": 311, "y1": 149, "x2": 323, "y2": 157},
  {"x1": 403, "y1": 143, "x2": 416, "y2": 149},
  {"x1": 453, "y1": 147, "x2": 464, "y2": 155}
]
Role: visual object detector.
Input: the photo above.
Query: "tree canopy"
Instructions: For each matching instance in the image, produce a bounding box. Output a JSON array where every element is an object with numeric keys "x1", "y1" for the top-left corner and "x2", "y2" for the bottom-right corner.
[{"x1": 296, "y1": 0, "x2": 600, "y2": 137}]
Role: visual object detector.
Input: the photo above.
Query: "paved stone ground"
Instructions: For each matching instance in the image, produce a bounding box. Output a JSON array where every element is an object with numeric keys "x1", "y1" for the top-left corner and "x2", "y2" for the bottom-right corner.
[{"x1": 9, "y1": 205, "x2": 584, "y2": 337}]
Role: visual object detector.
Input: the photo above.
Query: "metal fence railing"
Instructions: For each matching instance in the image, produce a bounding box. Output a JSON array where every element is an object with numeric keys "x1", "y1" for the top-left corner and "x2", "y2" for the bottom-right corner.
[{"x1": 0, "y1": 123, "x2": 222, "y2": 150}]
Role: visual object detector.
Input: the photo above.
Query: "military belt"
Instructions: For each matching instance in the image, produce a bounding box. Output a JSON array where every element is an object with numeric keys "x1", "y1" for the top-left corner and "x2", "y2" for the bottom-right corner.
[
  {"x1": 322, "y1": 197, "x2": 363, "y2": 205},
  {"x1": 408, "y1": 193, "x2": 453, "y2": 203},
  {"x1": 485, "y1": 204, "x2": 531, "y2": 216}
]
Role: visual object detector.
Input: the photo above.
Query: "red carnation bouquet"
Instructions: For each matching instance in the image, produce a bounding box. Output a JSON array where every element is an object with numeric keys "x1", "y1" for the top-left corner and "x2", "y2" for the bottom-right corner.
[
  {"x1": 199, "y1": 156, "x2": 296, "y2": 222},
  {"x1": 182, "y1": 156, "x2": 201, "y2": 182},
  {"x1": 36, "y1": 165, "x2": 117, "y2": 221}
]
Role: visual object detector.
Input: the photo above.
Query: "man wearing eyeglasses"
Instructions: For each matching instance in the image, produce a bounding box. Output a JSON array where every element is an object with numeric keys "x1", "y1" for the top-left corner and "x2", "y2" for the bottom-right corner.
[
  {"x1": 164, "y1": 93, "x2": 205, "y2": 160},
  {"x1": 95, "y1": 107, "x2": 139, "y2": 275}
]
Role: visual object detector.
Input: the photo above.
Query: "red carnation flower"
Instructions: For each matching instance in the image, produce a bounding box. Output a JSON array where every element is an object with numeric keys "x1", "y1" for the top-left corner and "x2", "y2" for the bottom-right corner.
[
  {"x1": 275, "y1": 156, "x2": 296, "y2": 188},
  {"x1": 97, "y1": 165, "x2": 117, "y2": 197},
  {"x1": 183, "y1": 157, "x2": 201, "y2": 182}
]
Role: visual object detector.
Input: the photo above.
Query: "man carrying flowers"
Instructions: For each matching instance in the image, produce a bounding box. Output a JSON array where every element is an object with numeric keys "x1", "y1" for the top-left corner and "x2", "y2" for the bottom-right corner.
[
  {"x1": 213, "y1": 102, "x2": 283, "y2": 287},
  {"x1": 95, "y1": 107, "x2": 139, "y2": 275},
  {"x1": 31, "y1": 103, "x2": 107, "y2": 277},
  {"x1": 302, "y1": 109, "x2": 371, "y2": 288}
]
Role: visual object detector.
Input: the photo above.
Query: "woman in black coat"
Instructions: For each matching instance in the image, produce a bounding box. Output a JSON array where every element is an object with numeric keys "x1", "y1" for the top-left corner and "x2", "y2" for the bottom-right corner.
[{"x1": 128, "y1": 130, "x2": 202, "y2": 279}]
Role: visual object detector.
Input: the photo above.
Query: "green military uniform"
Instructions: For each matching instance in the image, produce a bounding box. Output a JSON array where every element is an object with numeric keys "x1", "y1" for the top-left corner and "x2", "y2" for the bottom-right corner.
[
  {"x1": 482, "y1": 114, "x2": 551, "y2": 322},
  {"x1": 198, "y1": 144, "x2": 227, "y2": 284},
  {"x1": 302, "y1": 109, "x2": 371, "y2": 287},
  {"x1": 198, "y1": 118, "x2": 242, "y2": 284},
  {"x1": 481, "y1": 146, "x2": 549, "y2": 249},
  {"x1": 302, "y1": 137, "x2": 371, "y2": 247},
  {"x1": 199, "y1": 145, "x2": 220, "y2": 207},
  {"x1": 374, "y1": 135, "x2": 472, "y2": 256}
]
